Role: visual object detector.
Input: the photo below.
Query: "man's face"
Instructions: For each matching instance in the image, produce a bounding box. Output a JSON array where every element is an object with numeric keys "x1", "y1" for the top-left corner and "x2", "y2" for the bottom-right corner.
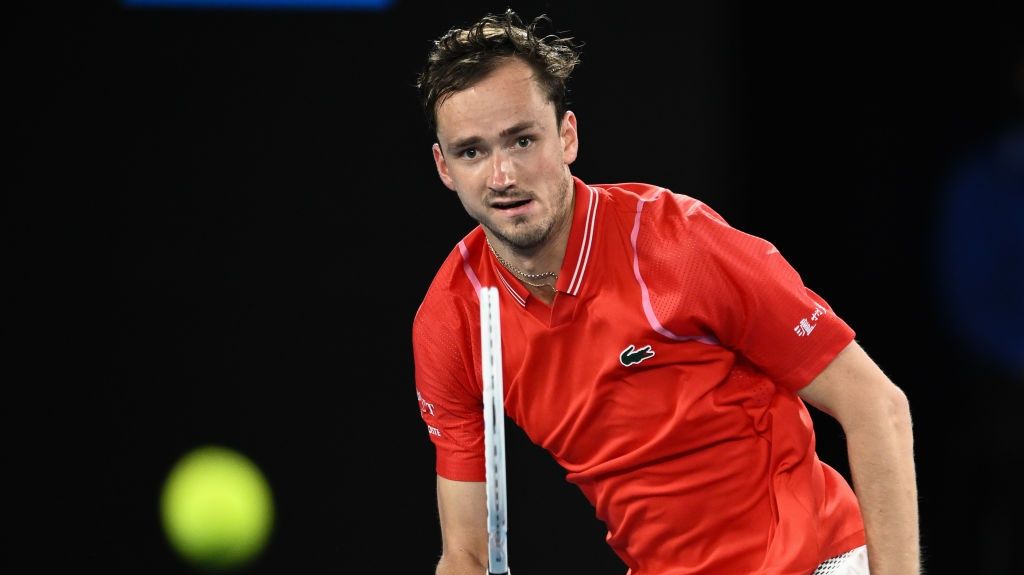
[{"x1": 432, "y1": 58, "x2": 578, "y2": 252}]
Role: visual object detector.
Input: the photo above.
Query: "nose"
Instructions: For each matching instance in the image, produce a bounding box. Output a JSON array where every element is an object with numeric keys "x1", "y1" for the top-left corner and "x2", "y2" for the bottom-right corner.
[{"x1": 488, "y1": 150, "x2": 516, "y2": 192}]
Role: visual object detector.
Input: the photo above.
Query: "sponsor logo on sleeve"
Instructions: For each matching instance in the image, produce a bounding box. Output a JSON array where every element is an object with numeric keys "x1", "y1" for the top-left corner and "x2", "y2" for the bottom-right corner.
[
  {"x1": 417, "y1": 390, "x2": 435, "y2": 416},
  {"x1": 793, "y1": 303, "x2": 828, "y2": 337},
  {"x1": 417, "y1": 391, "x2": 441, "y2": 437}
]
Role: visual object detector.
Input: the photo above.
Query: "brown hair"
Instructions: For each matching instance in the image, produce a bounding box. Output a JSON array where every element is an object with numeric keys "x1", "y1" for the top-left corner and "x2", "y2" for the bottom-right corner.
[{"x1": 416, "y1": 9, "x2": 581, "y2": 133}]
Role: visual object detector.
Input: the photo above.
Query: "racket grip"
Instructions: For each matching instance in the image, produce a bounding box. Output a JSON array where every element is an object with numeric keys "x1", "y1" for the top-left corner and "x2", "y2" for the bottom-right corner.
[{"x1": 488, "y1": 571, "x2": 509, "y2": 575}]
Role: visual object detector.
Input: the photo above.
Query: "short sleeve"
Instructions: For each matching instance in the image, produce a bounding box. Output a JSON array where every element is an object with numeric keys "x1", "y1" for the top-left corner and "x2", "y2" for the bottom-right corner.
[
  {"x1": 639, "y1": 194, "x2": 855, "y2": 390},
  {"x1": 412, "y1": 292, "x2": 486, "y2": 481}
]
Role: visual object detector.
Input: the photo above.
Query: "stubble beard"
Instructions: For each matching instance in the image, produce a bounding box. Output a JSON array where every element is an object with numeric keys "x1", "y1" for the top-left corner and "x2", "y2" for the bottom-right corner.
[{"x1": 485, "y1": 174, "x2": 571, "y2": 254}]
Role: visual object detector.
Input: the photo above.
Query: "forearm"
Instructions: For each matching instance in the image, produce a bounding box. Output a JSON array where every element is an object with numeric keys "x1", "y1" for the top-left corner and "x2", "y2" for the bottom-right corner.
[{"x1": 844, "y1": 389, "x2": 920, "y2": 575}]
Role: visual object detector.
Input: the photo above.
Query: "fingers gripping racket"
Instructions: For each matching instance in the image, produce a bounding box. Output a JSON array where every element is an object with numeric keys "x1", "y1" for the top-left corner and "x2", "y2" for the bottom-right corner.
[{"x1": 480, "y1": 286, "x2": 510, "y2": 575}]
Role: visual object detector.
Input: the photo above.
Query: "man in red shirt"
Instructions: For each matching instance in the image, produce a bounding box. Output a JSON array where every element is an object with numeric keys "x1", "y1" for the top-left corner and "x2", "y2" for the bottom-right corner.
[{"x1": 413, "y1": 10, "x2": 919, "y2": 575}]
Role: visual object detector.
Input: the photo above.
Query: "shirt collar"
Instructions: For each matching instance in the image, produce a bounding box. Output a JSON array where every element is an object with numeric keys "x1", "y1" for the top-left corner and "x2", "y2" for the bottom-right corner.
[{"x1": 489, "y1": 177, "x2": 601, "y2": 307}]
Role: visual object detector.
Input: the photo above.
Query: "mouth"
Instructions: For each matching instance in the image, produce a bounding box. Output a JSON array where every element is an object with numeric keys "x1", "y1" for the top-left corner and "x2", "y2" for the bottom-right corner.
[{"x1": 491, "y1": 198, "x2": 532, "y2": 211}]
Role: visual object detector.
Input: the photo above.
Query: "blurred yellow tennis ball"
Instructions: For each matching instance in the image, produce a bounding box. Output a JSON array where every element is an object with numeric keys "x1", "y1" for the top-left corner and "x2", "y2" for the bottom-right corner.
[{"x1": 161, "y1": 445, "x2": 274, "y2": 571}]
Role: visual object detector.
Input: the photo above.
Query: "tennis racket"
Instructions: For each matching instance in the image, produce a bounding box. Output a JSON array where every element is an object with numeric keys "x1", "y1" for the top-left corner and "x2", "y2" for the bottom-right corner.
[{"x1": 480, "y1": 286, "x2": 510, "y2": 575}]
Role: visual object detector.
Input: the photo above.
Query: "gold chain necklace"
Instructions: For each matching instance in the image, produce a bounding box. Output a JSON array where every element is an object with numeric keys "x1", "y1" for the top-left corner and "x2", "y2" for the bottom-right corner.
[{"x1": 486, "y1": 238, "x2": 558, "y2": 290}]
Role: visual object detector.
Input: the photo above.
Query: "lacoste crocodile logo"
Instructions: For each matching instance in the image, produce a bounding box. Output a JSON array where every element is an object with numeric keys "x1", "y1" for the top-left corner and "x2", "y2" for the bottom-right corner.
[{"x1": 619, "y1": 344, "x2": 655, "y2": 366}]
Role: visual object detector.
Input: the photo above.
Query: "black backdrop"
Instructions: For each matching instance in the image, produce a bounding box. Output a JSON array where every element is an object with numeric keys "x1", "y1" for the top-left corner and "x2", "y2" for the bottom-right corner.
[{"x1": 10, "y1": 1, "x2": 1022, "y2": 573}]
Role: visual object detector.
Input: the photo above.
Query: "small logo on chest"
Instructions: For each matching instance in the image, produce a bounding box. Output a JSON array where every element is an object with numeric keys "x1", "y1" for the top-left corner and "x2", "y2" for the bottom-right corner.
[{"x1": 619, "y1": 344, "x2": 655, "y2": 366}]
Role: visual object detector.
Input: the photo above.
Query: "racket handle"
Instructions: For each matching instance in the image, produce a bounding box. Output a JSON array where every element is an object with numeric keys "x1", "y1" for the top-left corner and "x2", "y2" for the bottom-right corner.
[{"x1": 488, "y1": 571, "x2": 509, "y2": 575}]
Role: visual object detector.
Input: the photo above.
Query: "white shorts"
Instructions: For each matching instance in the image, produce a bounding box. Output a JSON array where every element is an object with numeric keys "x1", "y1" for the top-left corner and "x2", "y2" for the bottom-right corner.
[{"x1": 812, "y1": 545, "x2": 869, "y2": 575}]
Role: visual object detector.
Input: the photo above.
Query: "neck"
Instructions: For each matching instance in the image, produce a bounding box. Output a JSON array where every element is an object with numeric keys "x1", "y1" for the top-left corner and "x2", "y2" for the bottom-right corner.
[{"x1": 486, "y1": 238, "x2": 558, "y2": 290}]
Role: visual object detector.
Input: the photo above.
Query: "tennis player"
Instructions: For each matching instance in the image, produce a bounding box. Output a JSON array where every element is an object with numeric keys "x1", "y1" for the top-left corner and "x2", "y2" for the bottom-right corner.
[{"x1": 411, "y1": 10, "x2": 920, "y2": 575}]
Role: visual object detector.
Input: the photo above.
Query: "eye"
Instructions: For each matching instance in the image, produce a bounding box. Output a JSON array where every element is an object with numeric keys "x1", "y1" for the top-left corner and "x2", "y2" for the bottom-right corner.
[
  {"x1": 515, "y1": 136, "x2": 532, "y2": 148},
  {"x1": 459, "y1": 148, "x2": 478, "y2": 159}
]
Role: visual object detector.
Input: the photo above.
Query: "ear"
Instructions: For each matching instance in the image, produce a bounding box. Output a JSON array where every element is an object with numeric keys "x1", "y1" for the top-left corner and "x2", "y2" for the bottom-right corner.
[
  {"x1": 432, "y1": 143, "x2": 457, "y2": 191},
  {"x1": 560, "y1": 111, "x2": 579, "y2": 165}
]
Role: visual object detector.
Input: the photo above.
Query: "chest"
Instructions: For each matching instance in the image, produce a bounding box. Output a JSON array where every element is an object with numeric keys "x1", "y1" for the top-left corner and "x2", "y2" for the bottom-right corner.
[{"x1": 496, "y1": 262, "x2": 735, "y2": 464}]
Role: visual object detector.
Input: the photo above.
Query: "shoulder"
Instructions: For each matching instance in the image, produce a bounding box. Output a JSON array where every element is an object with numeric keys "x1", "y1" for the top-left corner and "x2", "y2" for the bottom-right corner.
[
  {"x1": 585, "y1": 181, "x2": 731, "y2": 243},
  {"x1": 414, "y1": 227, "x2": 485, "y2": 337},
  {"x1": 587, "y1": 181, "x2": 722, "y2": 221}
]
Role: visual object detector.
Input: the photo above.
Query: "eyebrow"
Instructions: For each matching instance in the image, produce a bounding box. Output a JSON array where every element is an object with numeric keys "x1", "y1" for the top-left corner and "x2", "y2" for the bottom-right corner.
[{"x1": 447, "y1": 121, "x2": 538, "y2": 151}]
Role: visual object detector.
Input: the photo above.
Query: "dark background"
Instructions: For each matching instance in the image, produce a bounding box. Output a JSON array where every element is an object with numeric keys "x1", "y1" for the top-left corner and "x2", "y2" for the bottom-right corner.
[{"x1": 10, "y1": 0, "x2": 1022, "y2": 573}]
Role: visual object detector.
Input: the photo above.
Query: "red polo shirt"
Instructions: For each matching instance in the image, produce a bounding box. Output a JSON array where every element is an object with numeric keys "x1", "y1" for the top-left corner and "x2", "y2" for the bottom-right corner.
[{"x1": 413, "y1": 177, "x2": 865, "y2": 574}]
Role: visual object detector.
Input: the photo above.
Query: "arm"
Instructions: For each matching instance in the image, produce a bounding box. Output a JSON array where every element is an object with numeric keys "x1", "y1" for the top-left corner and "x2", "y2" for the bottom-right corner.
[
  {"x1": 435, "y1": 475, "x2": 489, "y2": 575},
  {"x1": 798, "y1": 340, "x2": 920, "y2": 575}
]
